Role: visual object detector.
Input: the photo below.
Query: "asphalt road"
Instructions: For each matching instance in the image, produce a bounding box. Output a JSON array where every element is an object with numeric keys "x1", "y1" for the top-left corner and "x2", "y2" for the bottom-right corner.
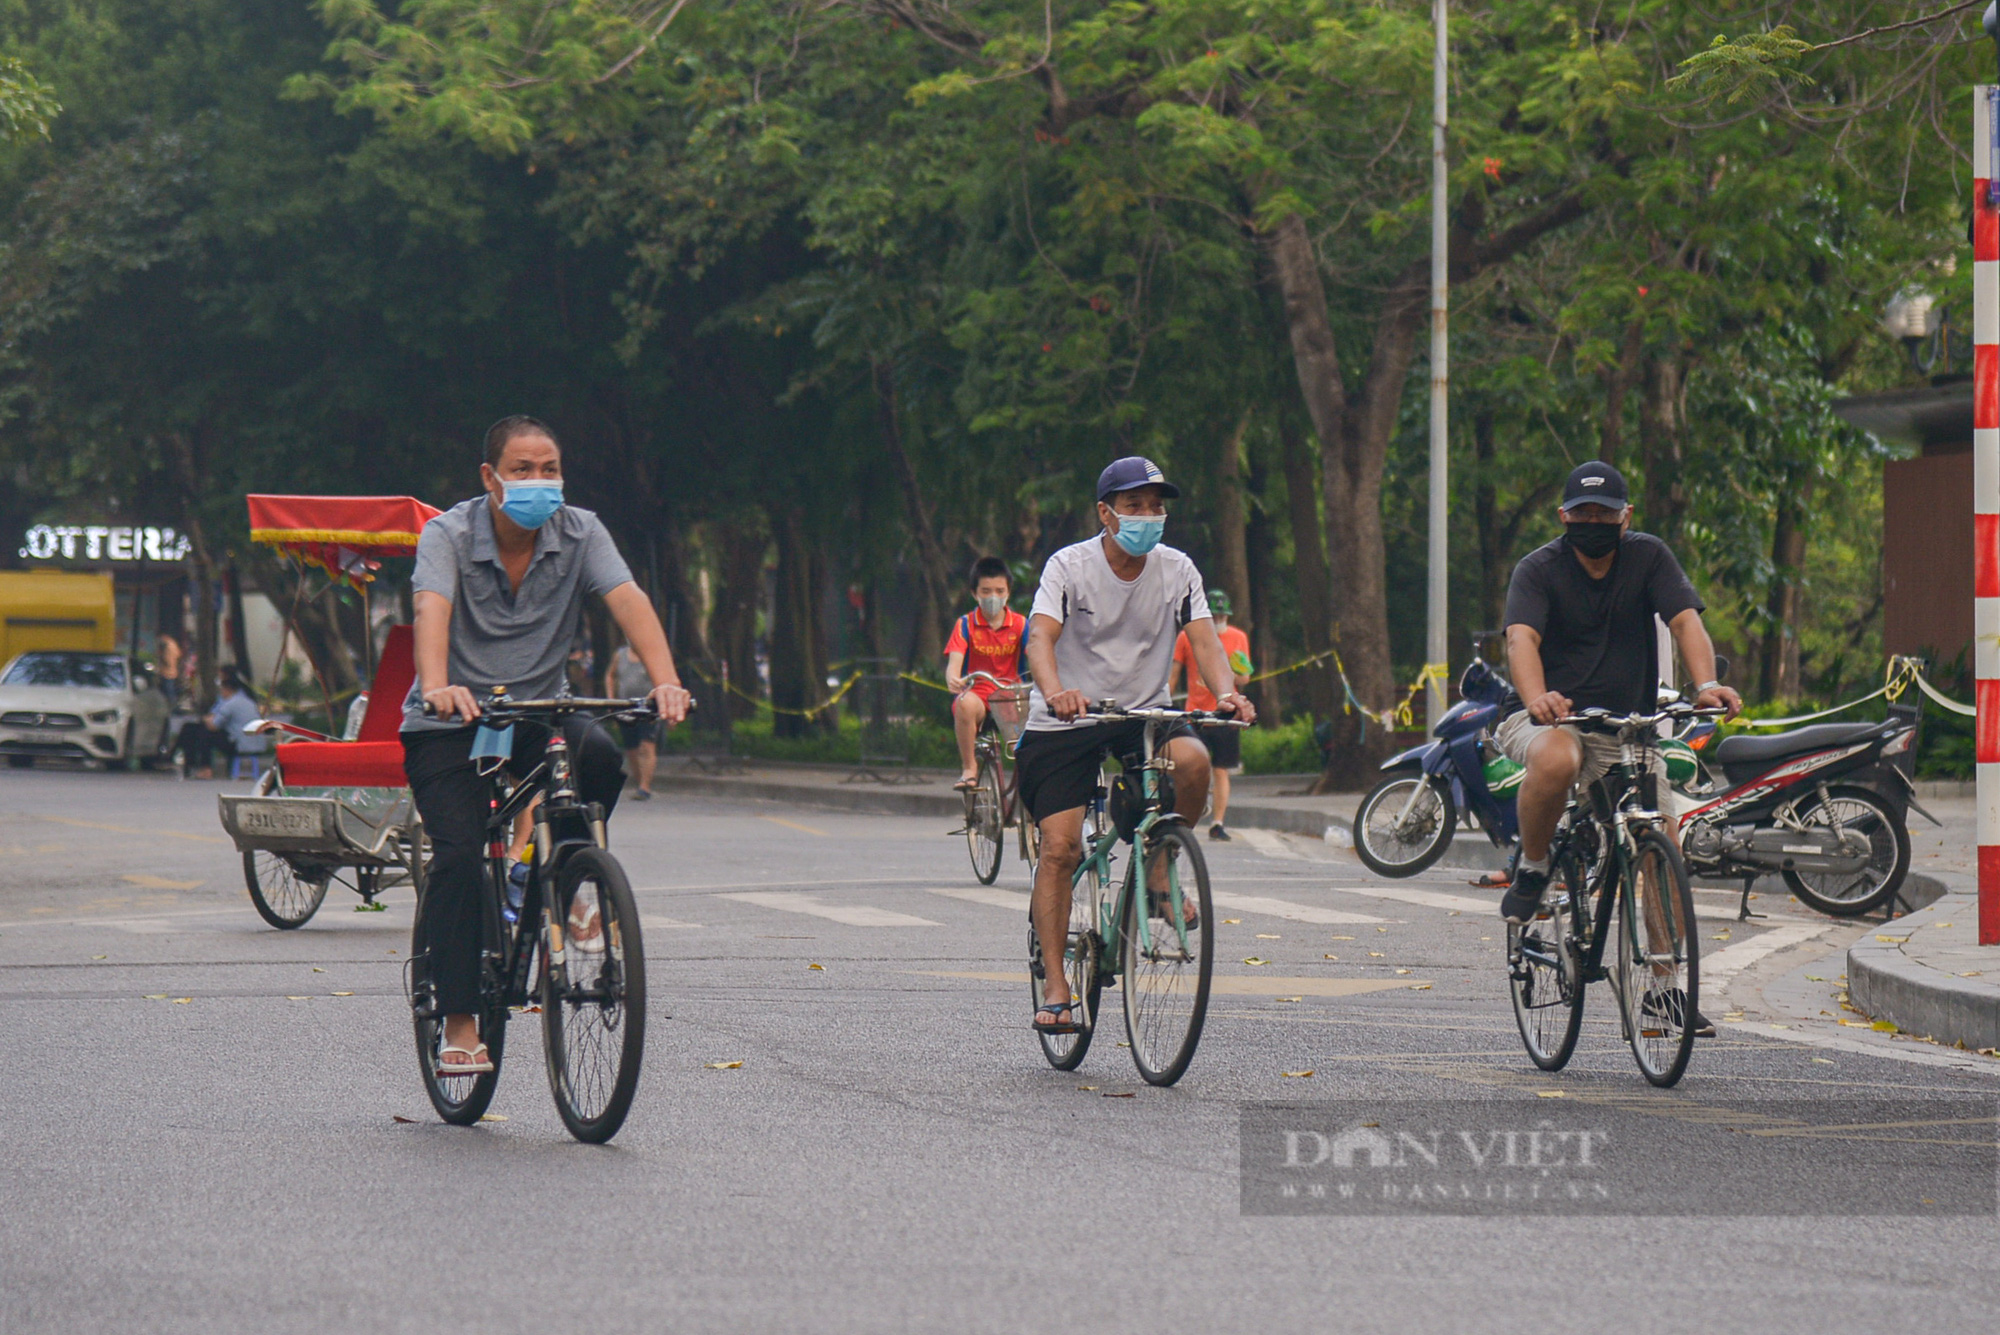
[{"x1": 1, "y1": 766, "x2": 1996, "y2": 1334}]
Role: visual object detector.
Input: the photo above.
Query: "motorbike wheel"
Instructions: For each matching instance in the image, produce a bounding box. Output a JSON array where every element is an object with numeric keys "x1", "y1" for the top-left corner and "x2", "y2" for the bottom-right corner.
[
  {"x1": 1781, "y1": 785, "x2": 1910, "y2": 917},
  {"x1": 1353, "y1": 771, "x2": 1458, "y2": 878}
]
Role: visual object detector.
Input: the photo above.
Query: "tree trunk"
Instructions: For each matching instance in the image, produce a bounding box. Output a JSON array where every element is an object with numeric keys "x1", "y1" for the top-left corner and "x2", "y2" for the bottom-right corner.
[
  {"x1": 1278, "y1": 412, "x2": 1338, "y2": 726},
  {"x1": 1244, "y1": 443, "x2": 1283, "y2": 725},
  {"x1": 1473, "y1": 408, "x2": 1506, "y2": 634},
  {"x1": 873, "y1": 357, "x2": 952, "y2": 668},
  {"x1": 768, "y1": 507, "x2": 828, "y2": 739},
  {"x1": 1211, "y1": 409, "x2": 1254, "y2": 634},
  {"x1": 713, "y1": 515, "x2": 768, "y2": 721},
  {"x1": 1760, "y1": 486, "x2": 1810, "y2": 701},
  {"x1": 1639, "y1": 352, "x2": 1688, "y2": 545},
  {"x1": 1599, "y1": 320, "x2": 1644, "y2": 465}
]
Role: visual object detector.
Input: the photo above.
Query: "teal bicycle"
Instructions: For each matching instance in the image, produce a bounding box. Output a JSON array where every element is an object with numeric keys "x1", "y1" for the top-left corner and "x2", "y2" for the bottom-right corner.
[{"x1": 1031, "y1": 704, "x2": 1247, "y2": 1086}]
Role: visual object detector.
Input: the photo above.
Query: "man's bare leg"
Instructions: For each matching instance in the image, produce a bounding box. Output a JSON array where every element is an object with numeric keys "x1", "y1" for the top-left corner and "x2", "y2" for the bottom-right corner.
[
  {"x1": 1210, "y1": 766, "x2": 1231, "y2": 826},
  {"x1": 1031, "y1": 807, "x2": 1085, "y2": 1020},
  {"x1": 1516, "y1": 728, "x2": 1583, "y2": 862},
  {"x1": 633, "y1": 738, "x2": 657, "y2": 794}
]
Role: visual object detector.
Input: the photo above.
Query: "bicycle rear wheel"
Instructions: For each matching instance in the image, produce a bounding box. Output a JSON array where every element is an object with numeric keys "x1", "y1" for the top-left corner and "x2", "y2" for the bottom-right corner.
[
  {"x1": 542, "y1": 847, "x2": 647, "y2": 1143},
  {"x1": 966, "y1": 755, "x2": 1004, "y2": 884},
  {"x1": 411, "y1": 938, "x2": 508, "y2": 1127},
  {"x1": 1508, "y1": 846, "x2": 1586, "y2": 1070},
  {"x1": 1615, "y1": 828, "x2": 1699, "y2": 1088},
  {"x1": 1120, "y1": 822, "x2": 1214, "y2": 1086}
]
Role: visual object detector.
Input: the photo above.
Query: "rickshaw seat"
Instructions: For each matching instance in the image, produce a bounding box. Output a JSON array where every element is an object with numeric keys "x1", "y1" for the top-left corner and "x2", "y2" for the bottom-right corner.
[{"x1": 272, "y1": 626, "x2": 418, "y2": 788}]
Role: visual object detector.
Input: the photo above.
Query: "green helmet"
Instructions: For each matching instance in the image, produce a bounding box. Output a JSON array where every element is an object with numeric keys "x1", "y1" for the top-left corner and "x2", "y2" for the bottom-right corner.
[{"x1": 1207, "y1": 588, "x2": 1233, "y2": 618}]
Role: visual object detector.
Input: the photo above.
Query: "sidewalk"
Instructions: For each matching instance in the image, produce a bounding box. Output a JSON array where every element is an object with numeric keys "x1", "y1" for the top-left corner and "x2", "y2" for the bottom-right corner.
[
  {"x1": 649, "y1": 761, "x2": 1511, "y2": 872},
  {"x1": 1846, "y1": 796, "x2": 2000, "y2": 1052}
]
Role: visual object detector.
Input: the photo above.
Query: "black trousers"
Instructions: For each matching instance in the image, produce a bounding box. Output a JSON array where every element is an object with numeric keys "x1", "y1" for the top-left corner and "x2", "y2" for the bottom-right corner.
[
  {"x1": 177, "y1": 721, "x2": 236, "y2": 770},
  {"x1": 402, "y1": 718, "x2": 626, "y2": 1015}
]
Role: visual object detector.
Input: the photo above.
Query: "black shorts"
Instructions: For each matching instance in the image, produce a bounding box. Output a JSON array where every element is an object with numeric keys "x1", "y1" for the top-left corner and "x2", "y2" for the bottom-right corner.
[
  {"x1": 616, "y1": 718, "x2": 660, "y2": 750},
  {"x1": 1015, "y1": 719, "x2": 1198, "y2": 823},
  {"x1": 1200, "y1": 721, "x2": 1241, "y2": 771}
]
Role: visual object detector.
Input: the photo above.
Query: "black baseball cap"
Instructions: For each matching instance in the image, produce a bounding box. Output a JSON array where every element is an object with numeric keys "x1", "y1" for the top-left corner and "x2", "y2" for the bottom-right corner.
[
  {"x1": 1560, "y1": 461, "x2": 1630, "y2": 512},
  {"x1": 1096, "y1": 455, "x2": 1181, "y2": 502}
]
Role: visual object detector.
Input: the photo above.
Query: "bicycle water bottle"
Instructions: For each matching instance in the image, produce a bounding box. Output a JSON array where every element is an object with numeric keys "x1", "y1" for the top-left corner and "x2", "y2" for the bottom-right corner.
[{"x1": 503, "y1": 858, "x2": 530, "y2": 924}]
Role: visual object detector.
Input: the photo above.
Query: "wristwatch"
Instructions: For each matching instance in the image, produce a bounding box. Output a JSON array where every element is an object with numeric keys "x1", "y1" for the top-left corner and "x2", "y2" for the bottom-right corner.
[{"x1": 1693, "y1": 680, "x2": 1722, "y2": 694}]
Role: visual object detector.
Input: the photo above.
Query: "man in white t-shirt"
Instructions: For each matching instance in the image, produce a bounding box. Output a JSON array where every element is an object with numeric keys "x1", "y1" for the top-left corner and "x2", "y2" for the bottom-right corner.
[{"x1": 1018, "y1": 456, "x2": 1255, "y2": 1034}]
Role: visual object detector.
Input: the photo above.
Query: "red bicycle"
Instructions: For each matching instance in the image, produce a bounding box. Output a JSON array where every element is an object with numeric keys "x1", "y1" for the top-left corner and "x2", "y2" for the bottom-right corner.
[{"x1": 961, "y1": 670, "x2": 1036, "y2": 883}]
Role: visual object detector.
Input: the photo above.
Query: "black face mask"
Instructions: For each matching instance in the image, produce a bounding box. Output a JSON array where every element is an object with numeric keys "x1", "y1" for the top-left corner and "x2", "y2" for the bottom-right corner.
[{"x1": 1562, "y1": 522, "x2": 1621, "y2": 559}]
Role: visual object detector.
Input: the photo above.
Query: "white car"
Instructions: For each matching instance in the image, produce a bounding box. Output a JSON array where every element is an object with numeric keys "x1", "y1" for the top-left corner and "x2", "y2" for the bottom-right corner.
[{"x1": 0, "y1": 651, "x2": 174, "y2": 769}]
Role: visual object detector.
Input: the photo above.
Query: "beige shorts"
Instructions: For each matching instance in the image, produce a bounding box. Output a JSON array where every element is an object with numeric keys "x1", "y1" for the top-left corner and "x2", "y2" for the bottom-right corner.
[{"x1": 1495, "y1": 710, "x2": 1665, "y2": 791}]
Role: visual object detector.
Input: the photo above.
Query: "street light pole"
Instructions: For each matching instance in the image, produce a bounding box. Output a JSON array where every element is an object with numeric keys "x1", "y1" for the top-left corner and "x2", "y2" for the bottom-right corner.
[{"x1": 1426, "y1": 0, "x2": 1450, "y2": 731}]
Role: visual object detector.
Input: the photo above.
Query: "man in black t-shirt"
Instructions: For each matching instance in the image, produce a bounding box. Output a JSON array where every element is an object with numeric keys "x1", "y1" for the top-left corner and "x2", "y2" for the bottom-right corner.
[{"x1": 1497, "y1": 462, "x2": 1741, "y2": 930}]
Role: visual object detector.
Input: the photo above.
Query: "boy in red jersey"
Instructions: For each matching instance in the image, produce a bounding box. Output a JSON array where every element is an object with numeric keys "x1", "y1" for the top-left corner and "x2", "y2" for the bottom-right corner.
[{"x1": 944, "y1": 556, "x2": 1029, "y2": 789}]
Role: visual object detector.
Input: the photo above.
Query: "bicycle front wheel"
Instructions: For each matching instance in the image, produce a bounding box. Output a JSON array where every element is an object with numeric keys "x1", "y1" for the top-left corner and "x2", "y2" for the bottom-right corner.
[
  {"x1": 967, "y1": 755, "x2": 1004, "y2": 885},
  {"x1": 1120, "y1": 822, "x2": 1214, "y2": 1086},
  {"x1": 244, "y1": 851, "x2": 329, "y2": 929},
  {"x1": 543, "y1": 847, "x2": 647, "y2": 1143},
  {"x1": 1615, "y1": 828, "x2": 1699, "y2": 1088},
  {"x1": 1508, "y1": 847, "x2": 1586, "y2": 1071}
]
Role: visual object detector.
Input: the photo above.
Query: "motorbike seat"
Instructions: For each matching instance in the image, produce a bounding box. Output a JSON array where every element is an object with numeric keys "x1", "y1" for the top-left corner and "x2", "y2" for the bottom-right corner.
[{"x1": 1711, "y1": 721, "x2": 1879, "y2": 770}]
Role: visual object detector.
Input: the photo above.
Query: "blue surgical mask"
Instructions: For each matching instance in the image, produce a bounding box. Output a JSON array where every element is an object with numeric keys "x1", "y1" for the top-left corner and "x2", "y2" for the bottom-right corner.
[
  {"x1": 1110, "y1": 514, "x2": 1165, "y2": 556},
  {"x1": 500, "y1": 480, "x2": 564, "y2": 529}
]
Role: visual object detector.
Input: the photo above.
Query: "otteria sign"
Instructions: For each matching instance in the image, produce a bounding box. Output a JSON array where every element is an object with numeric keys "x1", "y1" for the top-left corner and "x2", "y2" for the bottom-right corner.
[{"x1": 17, "y1": 524, "x2": 193, "y2": 563}]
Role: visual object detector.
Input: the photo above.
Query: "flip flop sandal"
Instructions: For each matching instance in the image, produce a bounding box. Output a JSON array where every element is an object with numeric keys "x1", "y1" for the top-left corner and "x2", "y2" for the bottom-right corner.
[
  {"x1": 436, "y1": 1043, "x2": 494, "y2": 1077},
  {"x1": 953, "y1": 777, "x2": 980, "y2": 792},
  {"x1": 567, "y1": 895, "x2": 607, "y2": 954},
  {"x1": 1032, "y1": 1000, "x2": 1084, "y2": 1034}
]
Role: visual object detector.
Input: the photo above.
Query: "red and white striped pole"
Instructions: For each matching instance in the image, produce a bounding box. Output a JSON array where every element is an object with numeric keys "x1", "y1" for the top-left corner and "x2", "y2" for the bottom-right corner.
[{"x1": 1976, "y1": 85, "x2": 2000, "y2": 946}]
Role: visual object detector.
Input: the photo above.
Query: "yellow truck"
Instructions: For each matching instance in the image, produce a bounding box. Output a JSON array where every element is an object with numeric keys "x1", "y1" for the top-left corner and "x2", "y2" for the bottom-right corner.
[{"x1": 0, "y1": 569, "x2": 115, "y2": 661}]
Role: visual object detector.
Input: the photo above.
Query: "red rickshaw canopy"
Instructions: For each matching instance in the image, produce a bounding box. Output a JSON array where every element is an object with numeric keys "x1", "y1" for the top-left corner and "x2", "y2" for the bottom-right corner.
[{"x1": 247, "y1": 494, "x2": 440, "y2": 585}]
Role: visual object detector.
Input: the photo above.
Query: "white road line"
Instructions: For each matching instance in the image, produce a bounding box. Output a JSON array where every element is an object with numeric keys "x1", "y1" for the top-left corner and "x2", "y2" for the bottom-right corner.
[
  {"x1": 1208, "y1": 892, "x2": 1384, "y2": 925},
  {"x1": 718, "y1": 892, "x2": 941, "y2": 928},
  {"x1": 1231, "y1": 828, "x2": 1317, "y2": 861},
  {"x1": 1702, "y1": 920, "x2": 1836, "y2": 987},
  {"x1": 1326, "y1": 884, "x2": 1493, "y2": 914},
  {"x1": 925, "y1": 887, "x2": 1031, "y2": 911}
]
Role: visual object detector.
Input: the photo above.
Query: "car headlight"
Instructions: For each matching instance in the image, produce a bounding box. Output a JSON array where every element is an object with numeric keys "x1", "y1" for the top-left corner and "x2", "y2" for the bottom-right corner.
[{"x1": 88, "y1": 709, "x2": 121, "y2": 725}]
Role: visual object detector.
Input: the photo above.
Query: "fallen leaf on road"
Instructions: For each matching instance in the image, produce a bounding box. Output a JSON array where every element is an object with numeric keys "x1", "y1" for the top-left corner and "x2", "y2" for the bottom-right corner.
[
  {"x1": 1964, "y1": 971, "x2": 1984, "y2": 978},
  {"x1": 1449, "y1": 911, "x2": 1461, "y2": 916},
  {"x1": 1375, "y1": 927, "x2": 1388, "y2": 934},
  {"x1": 312, "y1": 968, "x2": 324, "y2": 973},
  {"x1": 171, "y1": 997, "x2": 191, "y2": 1004},
  {"x1": 1407, "y1": 983, "x2": 1432, "y2": 991},
  {"x1": 1805, "y1": 975, "x2": 1824, "y2": 982},
  {"x1": 1811, "y1": 1058, "x2": 1835, "y2": 1065},
  {"x1": 705, "y1": 1060, "x2": 743, "y2": 1070},
  {"x1": 1277, "y1": 996, "x2": 1302, "y2": 1003},
  {"x1": 1116, "y1": 1041, "x2": 1130, "y2": 1048},
  {"x1": 1837, "y1": 1019, "x2": 1868, "y2": 1027},
  {"x1": 1256, "y1": 933, "x2": 1281, "y2": 940},
  {"x1": 1395, "y1": 968, "x2": 1412, "y2": 975},
  {"x1": 143, "y1": 994, "x2": 167, "y2": 1000},
  {"x1": 332, "y1": 991, "x2": 354, "y2": 997},
  {"x1": 1078, "y1": 1085, "x2": 1097, "y2": 1091},
  {"x1": 1242, "y1": 957, "x2": 1269, "y2": 966},
  {"x1": 286, "y1": 996, "x2": 311, "y2": 1001},
  {"x1": 479, "y1": 1114, "x2": 507, "y2": 1122},
  {"x1": 1875, "y1": 935, "x2": 1906, "y2": 943},
  {"x1": 807, "y1": 963, "x2": 825, "y2": 971},
  {"x1": 1323, "y1": 954, "x2": 1340, "y2": 961},
  {"x1": 1281, "y1": 1070, "x2": 1314, "y2": 1079},
  {"x1": 1536, "y1": 1091, "x2": 1567, "y2": 1099},
  {"x1": 1330, "y1": 935, "x2": 1354, "y2": 941},
  {"x1": 1873, "y1": 1020, "x2": 1899, "y2": 1033},
  {"x1": 1368, "y1": 951, "x2": 1384, "y2": 958},
  {"x1": 354, "y1": 901, "x2": 385, "y2": 913},
  {"x1": 1712, "y1": 932, "x2": 1731, "y2": 941},
  {"x1": 1221, "y1": 919, "x2": 1241, "y2": 925},
  {"x1": 392, "y1": 1115, "x2": 415, "y2": 1124},
  {"x1": 1936, "y1": 923, "x2": 1953, "y2": 929},
  {"x1": 91, "y1": 955, "x2": 106, "y2": 960},
  {"x1": 1103, "y1": 1092, "x2": 1135, "y2": 1099}
]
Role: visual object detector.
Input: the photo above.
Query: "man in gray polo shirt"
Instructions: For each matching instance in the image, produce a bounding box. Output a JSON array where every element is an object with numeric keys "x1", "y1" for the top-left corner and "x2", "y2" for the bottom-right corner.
[{"x1": 401, "y1": 415, "x2": 691, "y2": 1077}]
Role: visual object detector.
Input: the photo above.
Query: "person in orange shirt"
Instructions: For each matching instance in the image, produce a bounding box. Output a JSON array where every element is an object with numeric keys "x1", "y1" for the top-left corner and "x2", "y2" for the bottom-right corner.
[
  {"x1": 1170, "y1": 588, "x2": 1252, "y2": 840},
  {"x1": 944, "y1": 557, "x2": 1029, "y2": 789}
]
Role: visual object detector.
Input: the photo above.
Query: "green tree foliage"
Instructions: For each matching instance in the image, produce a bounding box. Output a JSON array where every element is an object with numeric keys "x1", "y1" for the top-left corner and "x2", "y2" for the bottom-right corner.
[{"x1": 0, "y1": 1, "x2": 1981, "y2": 772}]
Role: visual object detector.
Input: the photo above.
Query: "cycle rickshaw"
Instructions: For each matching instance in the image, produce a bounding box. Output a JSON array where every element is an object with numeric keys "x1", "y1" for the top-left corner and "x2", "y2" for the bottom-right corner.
[{"x1": 216, "y1": 494, "x2": 440, "y2": 928}]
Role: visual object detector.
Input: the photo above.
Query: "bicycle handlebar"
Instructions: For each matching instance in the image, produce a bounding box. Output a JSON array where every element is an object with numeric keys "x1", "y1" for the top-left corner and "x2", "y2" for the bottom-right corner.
[
  {"x1": 1081, "y1": 701, "x2": 1251, "y2": 728},
  {"x1": 422, "y1": 695, "x2": 667, "y2": 721},
  {"x1": 1551, "y1": 702, "x2": 1727, "y2": 733},
  {"x1": 961, "y1": 671, "x2": 1029, "y2": 692}
]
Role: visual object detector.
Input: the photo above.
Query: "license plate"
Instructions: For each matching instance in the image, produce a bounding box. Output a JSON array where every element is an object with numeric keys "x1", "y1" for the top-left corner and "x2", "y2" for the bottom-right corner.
[
  {"x1": 235, "y1": 803, "x2": 323, "y2": 837},
  {"x1": 15, "y1": 731, "x2": 68, "y2": 745}
]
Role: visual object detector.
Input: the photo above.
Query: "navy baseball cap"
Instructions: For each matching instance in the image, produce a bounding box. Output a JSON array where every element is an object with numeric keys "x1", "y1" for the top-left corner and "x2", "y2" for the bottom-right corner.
[
  {"x1": 1096, "y1": 455, "x2": 1181, "y2": 502},
  {"x1": 1560, "y1": 461, "x2": 1630, "y2": 512}
]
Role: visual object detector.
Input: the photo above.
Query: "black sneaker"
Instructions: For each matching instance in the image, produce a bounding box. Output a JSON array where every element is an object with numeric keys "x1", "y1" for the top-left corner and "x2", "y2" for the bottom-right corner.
[
  {"x1": 1208, "y1": 824, "x2": 1231, "y2": 842},
  {"x1": 1499, "y1": 867, "x2": 1551, "y2": 924},
  {"x1": 1639, "y1": 987, "x2": 1716, "y2": 1037}
]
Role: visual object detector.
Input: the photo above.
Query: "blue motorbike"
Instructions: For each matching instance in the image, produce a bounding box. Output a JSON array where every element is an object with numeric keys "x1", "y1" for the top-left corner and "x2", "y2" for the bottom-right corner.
[{"x1": 1352, "y1": 635, "x2": 1520, "y2": 878}]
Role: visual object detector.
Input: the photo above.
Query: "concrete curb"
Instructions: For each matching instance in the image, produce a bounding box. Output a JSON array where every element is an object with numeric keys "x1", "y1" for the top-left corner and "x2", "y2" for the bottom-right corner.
[{"x1": 1847, "y1": 881, "x2": 2000, "y2": 1052}]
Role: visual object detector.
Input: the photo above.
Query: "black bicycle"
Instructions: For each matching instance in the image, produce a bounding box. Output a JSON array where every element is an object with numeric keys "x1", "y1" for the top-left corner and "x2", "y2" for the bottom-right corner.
[
  {"x1": 1506, "y1": 701, "x2": 1723, "y2": 1088},
  {"x1": 409, "y1": 690, "x2": 653, "y2": 1143}
]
